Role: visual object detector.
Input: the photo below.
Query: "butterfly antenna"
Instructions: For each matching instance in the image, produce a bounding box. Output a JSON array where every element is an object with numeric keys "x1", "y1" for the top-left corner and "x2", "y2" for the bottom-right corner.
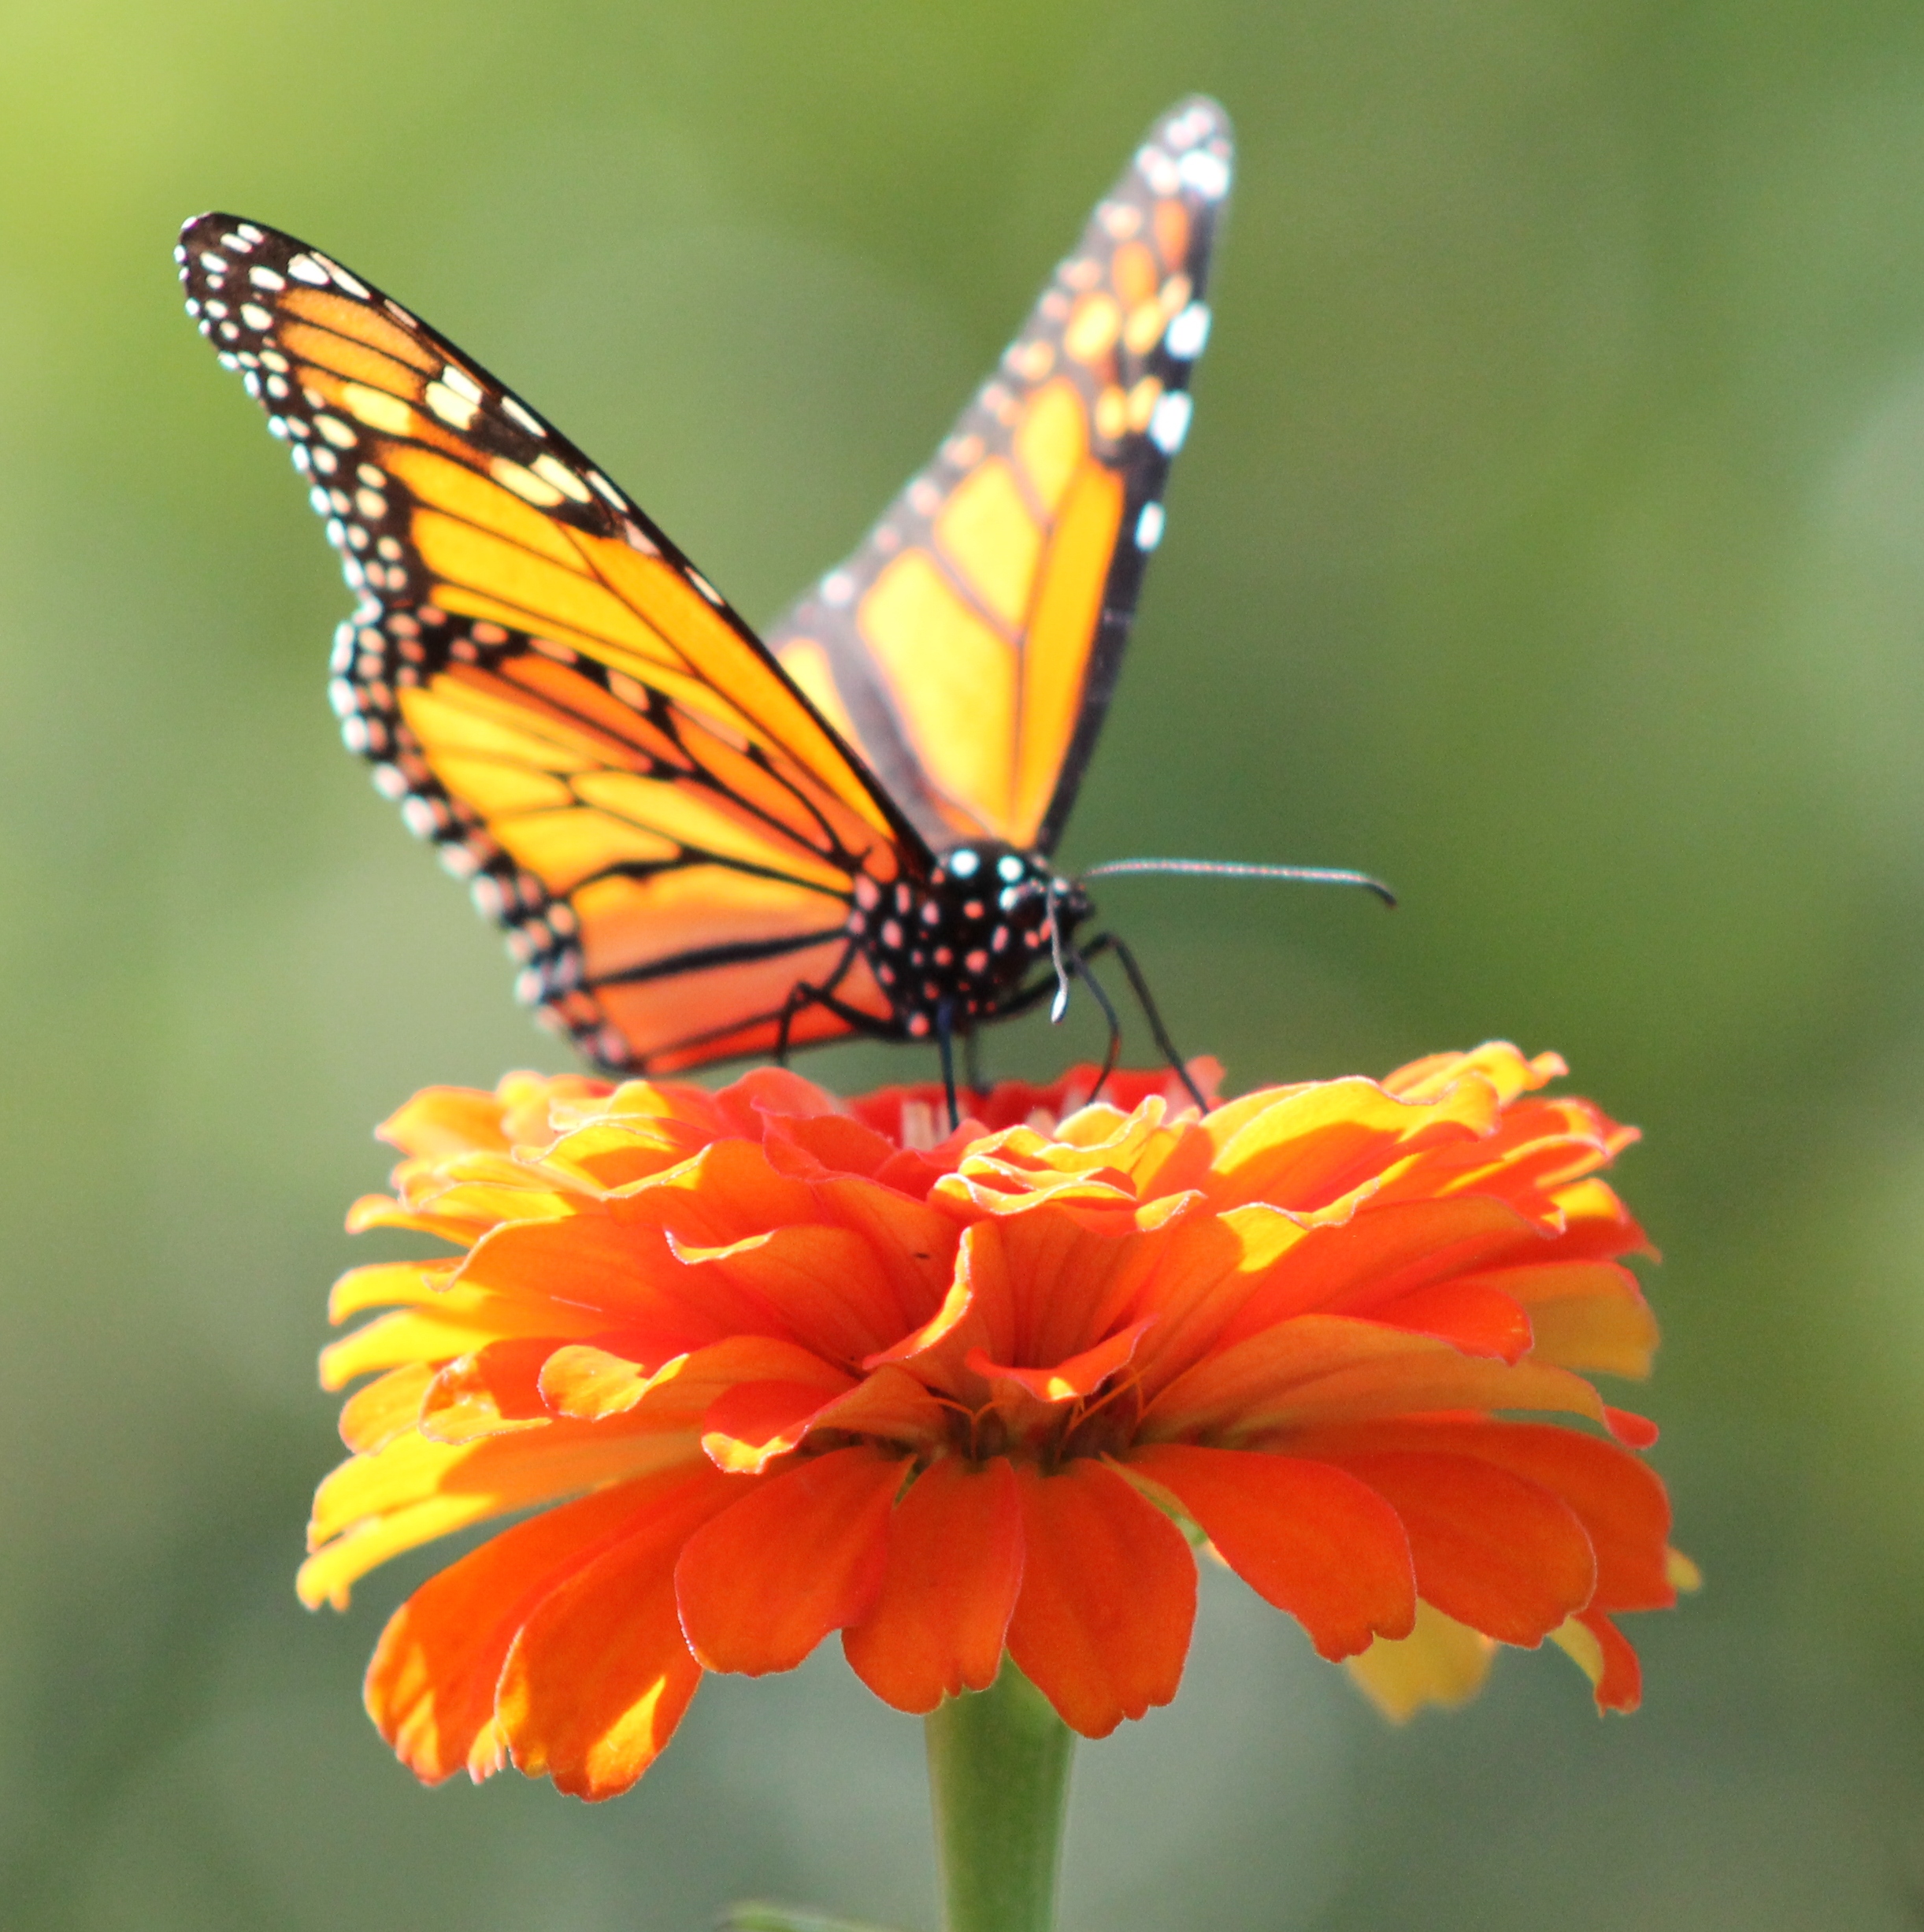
[{"x1": 1081, "y1": 857, "x2": 1397, "y2": 907}]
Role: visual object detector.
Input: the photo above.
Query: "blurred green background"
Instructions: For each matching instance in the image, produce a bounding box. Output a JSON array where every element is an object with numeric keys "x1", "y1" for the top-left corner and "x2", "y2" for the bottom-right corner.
[{"x1": 2, "y1": 0, "x2": 1922, "y2": 1925}]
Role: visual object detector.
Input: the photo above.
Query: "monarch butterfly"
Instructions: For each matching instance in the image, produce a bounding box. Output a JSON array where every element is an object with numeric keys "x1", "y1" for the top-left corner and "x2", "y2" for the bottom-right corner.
[{"x1": 179, "y1": 97, "x2": 1381, "y2": 1113}]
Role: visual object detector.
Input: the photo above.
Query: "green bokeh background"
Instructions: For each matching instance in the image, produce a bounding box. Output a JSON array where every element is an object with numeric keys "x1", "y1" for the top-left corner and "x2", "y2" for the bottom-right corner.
[{"x1": 4, "y1": 2, "x2": 1922, "y2": 1925}]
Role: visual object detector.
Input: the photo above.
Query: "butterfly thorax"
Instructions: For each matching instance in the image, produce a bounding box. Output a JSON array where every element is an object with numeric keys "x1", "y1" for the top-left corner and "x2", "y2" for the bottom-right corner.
[{"x1": 848, "y1": 846, "x2": 1086, "y2": 1040}]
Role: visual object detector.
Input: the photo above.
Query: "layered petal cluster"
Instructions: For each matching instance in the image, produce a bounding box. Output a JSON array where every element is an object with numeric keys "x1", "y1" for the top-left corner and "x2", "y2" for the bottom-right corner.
[{"x1": 306, "y1": 1045, "x2": 1682, "y2": 1798}]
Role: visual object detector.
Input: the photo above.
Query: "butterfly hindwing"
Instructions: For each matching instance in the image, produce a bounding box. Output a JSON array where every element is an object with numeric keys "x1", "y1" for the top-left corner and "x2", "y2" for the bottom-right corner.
[
  {"x1": 176, "y1": 215, "x2": 919, "y2": 1072},
  {"x1": 766, "y1": 96, "x2": 1232, "y2": 856}
]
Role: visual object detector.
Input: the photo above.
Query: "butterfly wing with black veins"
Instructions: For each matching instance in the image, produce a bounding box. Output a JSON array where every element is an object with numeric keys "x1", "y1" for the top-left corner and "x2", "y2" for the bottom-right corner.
[
  {"x1": 177, "y1": 214, "x2": 932, "y2": 1074},
  {"x1": 766, "y1": 96, "x2": 1232, "y2": 858}
]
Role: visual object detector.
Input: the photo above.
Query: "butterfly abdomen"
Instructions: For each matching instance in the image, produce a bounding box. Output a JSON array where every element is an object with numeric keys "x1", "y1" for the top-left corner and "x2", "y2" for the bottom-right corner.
[{"x1": 848, "y1": 845, "x2": 1081, "y2": 1040}]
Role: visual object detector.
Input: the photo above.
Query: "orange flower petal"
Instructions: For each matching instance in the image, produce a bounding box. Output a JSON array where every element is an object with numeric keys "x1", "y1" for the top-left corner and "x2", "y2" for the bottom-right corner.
[
  {"x1": 364, "y1": 1474, "x2": 698, "y2": 1786},
  {"x1": 495, "y1": 1467, "x2": 738, "y2": 1800},
  {"x1": 1293, "y1": 1418, "x2": 1671, "y2": 1612},
  {"x1": 802, "y1": 1363, "x2": 951, "y2": 1444},
  {"x1": 301, "y1": 1421, "x2": 703, "y2": 1608},
  {"x1": 321, "y1": 1291, "x2": 602, "y2": 1390},
  {"x1": 1604, "y1": 1406, "x2": 1659, "y2": 1448},
  {"x1": 1549, "y1": 1606, "x2": 1642, "y2": 1711},
  {"x1": 672, "y1": 1222, "x2": 926, "y2": 1361},
  {"x1": 967, "y1": 1209, "x2": 1161, "y2": 1364},
  {"x1": 1005, "y1": 1460, "x2": 1195, "y2": 1737},
  {"x1": 1144, "y1": 1313, "x2": 1604, "y2": 1441},
  {"x1": 629, "y1": 1139, "x2": 819, "y2": 1246},
  {"x1": 328, "y1": 1259, "x2": 460, "y2": 1321},
  {"x1": 1203, "y1": 1079, "x2": 1492, "y2": 1213},
  {"x1": 1369, "y1": 1280, "x2": 1533, "y2": 1363},
  {"x1": 1542, "y1": 1176, "x2": 1653, "y2": 1262},
  {"x1": 459, "y1": 1217, "x2": 747, "y2": 1346},
  {"x1": 700, "y1": 1364, "x2": 951, "y2": 1475},
  {"x1": 338, "y1": 1363, "x2": 434, "y2": 1452},
  {"x1": 1382, "y1": 1043, "x2": 1564, "y2": 1107},
  {"x1": 701, "y1": 1377, "x2": 858, "y2": 1473},
  {"x1": 675, "y1": 1446, "x2": 904, "y2": 1674},
  {"x1": 543, "y1": 1333, "x2": 847, "y2": 1428},
  {"x1": 1345, "y1": 1600, "x2": 1496, "y2": 1720},
  {"x1": 1215, "y1": 1196, "x2": 1536, "y2": 1341},
  {"x1": 1327, "y1": 1450, "x2": 1596, "y2": 1645},
  {"x1": 418, "y1": 1337, "x2": 555, "y2": 1441},
  {"x1": 843, "y1": 1456, "x2": 1024, "y2": 1712},
  {"x1": 1468, "y1": 1259, "x2": 1656, "y2": 1377},
  {"x1": 966, "y1": 1318, "x2": 1154, "y2": 1404},
  {"x1": 1126, "y1": 1444, "x2": 1414, "y2": 1659},
  {"x1": 759, "y1": 1109, "x2": 903, "y2": 1180}
]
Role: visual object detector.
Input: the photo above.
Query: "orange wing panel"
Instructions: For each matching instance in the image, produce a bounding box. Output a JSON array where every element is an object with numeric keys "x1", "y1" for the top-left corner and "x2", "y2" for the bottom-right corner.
[
  {"x1": 1014, "y1": 380, "x2": 1088, "y2": 516},
  {"x1": 576, "y1": 868, "x2": 847, "y2": 984},
  {"x1": 281, "y1": 284, "x2": 439, "y2": 369},
  {"x1": 595, "y1": 938, "x2": 856, "y2": 1068},
  {"x1": 1010, "y1": 462, "x2": 1125, "y2": 844},
  {"x1": 935, "y1": 459, "x2": 1043, "y2": 630},
  {"x1": 858, "y1": 551, "x2": 1017, "y2": 837},
  {"x1": 490, "y1": 807, "x2": 680, "y2": 891}
]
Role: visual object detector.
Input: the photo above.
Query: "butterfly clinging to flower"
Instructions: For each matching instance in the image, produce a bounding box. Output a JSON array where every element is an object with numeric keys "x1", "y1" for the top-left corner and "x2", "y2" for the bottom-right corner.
[{"x1": 178, "y1": 98, "x2": 1381, "y2": 1109}]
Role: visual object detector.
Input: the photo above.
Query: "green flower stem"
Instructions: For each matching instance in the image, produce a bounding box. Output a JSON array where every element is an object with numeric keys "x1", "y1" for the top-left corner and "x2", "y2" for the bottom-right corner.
[{"x1": 923, "y1": 1659, "x2": 1076, "y2": 1932}]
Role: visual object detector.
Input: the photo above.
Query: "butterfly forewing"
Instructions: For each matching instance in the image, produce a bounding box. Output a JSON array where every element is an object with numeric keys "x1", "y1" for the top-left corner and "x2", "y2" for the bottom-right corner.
[
  {"x1": 176, "y1": 215, "x2": 922, "y2": 1073},
  {"x1": 766, "y1": 96, "x2": 1232, "y2": 857}
]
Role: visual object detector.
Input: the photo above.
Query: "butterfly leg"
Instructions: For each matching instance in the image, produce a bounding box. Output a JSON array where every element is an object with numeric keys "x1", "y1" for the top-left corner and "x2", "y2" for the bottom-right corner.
[
  {"x1": 773, "y1": 972, "x2": 907, "y2": 1068},
  {"x1": 1062, "y1": 947, "x2": 1124, "y2": 1099},
  {"x1": 1078, "y1": 933, "x2": 1207, "y2": 1111},
  {"x1": 962, "y1": 1022, "x2": 985, "y2": 1100},
  {"x1": 935, "y1": 999, "x2": 962, "y2": 1130},
  {"x1": 773, "y1": 982, "x2": 810, "y2": 1068}
]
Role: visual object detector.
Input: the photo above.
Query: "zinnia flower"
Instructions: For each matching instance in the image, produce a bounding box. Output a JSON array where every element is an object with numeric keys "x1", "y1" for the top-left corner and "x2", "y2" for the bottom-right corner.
[{"x1": 304, "y1": 1044, "x2": 1683, "y2": 1800}]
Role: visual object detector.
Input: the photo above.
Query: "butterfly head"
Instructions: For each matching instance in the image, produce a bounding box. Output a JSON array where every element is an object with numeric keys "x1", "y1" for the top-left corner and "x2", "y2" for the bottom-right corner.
[{"x1": 847, "y1": 845, "x2": 1088, "y2": 1041}]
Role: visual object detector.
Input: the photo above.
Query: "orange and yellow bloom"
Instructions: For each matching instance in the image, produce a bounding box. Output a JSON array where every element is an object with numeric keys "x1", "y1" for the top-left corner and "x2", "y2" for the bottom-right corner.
[{"x1": 306, "y1": 1044, "x2": 1682, "y2": 1799}]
